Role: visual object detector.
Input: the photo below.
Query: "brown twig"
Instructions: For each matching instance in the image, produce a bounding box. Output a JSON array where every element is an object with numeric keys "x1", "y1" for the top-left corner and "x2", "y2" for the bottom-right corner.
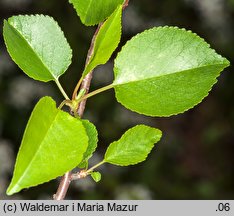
[
  {"x1": 123, "y1": 0, "x2": 129, "y2": 9},
  {"x1": 53, "y1": 172, "x2": 72, "y2": 200},
  {"x1": 53, "y1": 25, "x2": 101, "y2": 201},
  {"x1": 71, "y1": 24, "x2": 102, "y2": 100},
  {"x1": 53, "y1": 0, "x2": 130, "y2": 200},
  {"x1": 53, "y1": 23, "x2": 102, "y2": 201},
  {"x1": 76, "y1": 23, "x2": 103, "y2": 114}
]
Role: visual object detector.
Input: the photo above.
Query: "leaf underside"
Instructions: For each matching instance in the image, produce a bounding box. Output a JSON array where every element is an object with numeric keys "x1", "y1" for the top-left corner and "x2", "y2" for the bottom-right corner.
[
  {"x1": 3, "y1": 15, "x2": 72, "y2": 82},
  {"x1": 78, "y1": 119, "x2": 98, "y2": 168},
  {"x1": 69, "y1": 0, "x2": 124, "y2": 26},
  {"x1": 83, "y1": 5, "x2": 122, "y2": 77},
  {"x1": 113, "y1": 27, "x2": 230, "y2": 117},
  {"x1": 104, "y1": 125, "x2": 162, "y2": 166},
  {"x1": 7, "y1": 97, "x2": 88, "y2": 195}
]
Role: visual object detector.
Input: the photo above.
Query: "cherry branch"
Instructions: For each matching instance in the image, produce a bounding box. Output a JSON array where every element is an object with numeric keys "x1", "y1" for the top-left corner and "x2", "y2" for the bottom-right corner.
[
  {"x1": 53, "y1": 0, "x2": 130, "y2": 200},
  {"x1": 53, "y1": 24, "x2": 102, "y2": 200}
]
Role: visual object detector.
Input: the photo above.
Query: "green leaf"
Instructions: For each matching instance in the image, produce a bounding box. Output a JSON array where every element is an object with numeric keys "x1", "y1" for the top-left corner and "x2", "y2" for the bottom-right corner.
[
  {"x1": 83, "y1": 5, "x2": 122, "y2": 77},
  {"x1": 104, "y1": 125, "x2": 162, "y2": 166},
  {"x1": 3, "y1": 15, "x2": 72, "y2": 82},
  {"x1": 91, "y1": 172, "x2": 101, "y2": 182},
  {"x1": 7, "y1": 97, "x2": 88, "y2": 195},
  {"x1": 69, "y1": 0, "x2": 124, "y2": 26},
  {"x1": 78, "y1": 119, "x2": 98, "y2": 168},
  {"x1": 113, "y1": 27, "x2": 230, "y2": 117}
]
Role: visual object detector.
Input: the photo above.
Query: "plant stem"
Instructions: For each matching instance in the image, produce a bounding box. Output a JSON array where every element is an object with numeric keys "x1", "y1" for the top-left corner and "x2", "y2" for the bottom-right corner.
[
  {"x1": 53, "y1": 23, "x2": 103, "y2": 201},
  {"x1": 55, "y1": 79, "x2": 70, "y2": 100},
  {"x1": 53, "y1": 172, "x2": 72, "y2": 200},
  {"x1": 72, "y1": 22, "x2": 103, "y2": 101},
  {"x1": 71, "y1": 161, "x2": 105, "y2": 181},
  {"x1": 53, "y1": 0, "x2": 130, "y2": 200},
  {"x1": 71, "y1": 160, "x2": 105, "y2": 181},
  {"x1": 76, "y1": 23, "x2": 103, "y2": 116},
  {"x1": 123, "y1": 0, "x2": 129, "y2": 9},
  {"x1": 78, "y1": 84, "x2": 113, "y2": 102}
]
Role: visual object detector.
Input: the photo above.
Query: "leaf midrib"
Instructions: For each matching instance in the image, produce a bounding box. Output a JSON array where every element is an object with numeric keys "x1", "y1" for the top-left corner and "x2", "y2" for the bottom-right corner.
[
  {"x1": 13, "y1": 109, "x2": 60, "y2": 188},
  {"x1": 84, "y1": 0, "x2": 93, "y2": 24},
  {"x1": 113, "y1": 62, "x2": 228, "y2": 86},
  {"x1": 7, "y1": 20, "x2": 56, "y2": 80},
  {"x1": 84, "y1": 5, "x2": 121, "y2": 76},
  {"x1": 92, "y1": 5, "x2": 121, "y2": 59}
]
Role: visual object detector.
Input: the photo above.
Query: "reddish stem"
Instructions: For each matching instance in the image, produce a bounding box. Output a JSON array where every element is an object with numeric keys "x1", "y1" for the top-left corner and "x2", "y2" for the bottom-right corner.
[
  {"x1": 123, "y1": 0, "x2": 129, "y2": 9},
  {"x1": 53, "y1": 172, "x2": 72, "y2": 200},
  {"x1": 53, "y1": 24, "x2": 102, "y2": 201},
  {"x1": 53, "y1": 0, "x2": 130, "y2": 200},
  {"x1": 76, "y1": 23, "x2": 102, "y2": 114}
]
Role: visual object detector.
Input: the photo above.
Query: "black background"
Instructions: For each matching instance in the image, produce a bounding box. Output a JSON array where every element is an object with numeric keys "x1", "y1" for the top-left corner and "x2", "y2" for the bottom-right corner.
[{"x1": 0, "y1": 0, "x2": 233, "y2": 199}]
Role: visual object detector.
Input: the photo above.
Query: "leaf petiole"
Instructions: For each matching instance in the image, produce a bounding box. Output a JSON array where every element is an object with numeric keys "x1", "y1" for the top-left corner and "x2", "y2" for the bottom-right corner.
[
  {"x1": 72, "y1": 76, "x2": 84, "y2": 100},
  {"x1": 77, "y1": 84, "x2": 114, "y2": 103},
  {"x1": 54, "y1": 79, "x2": 70, "y2": 100},
  {"x1": 58, "y1": 100, "x2": 72, "y2": 110},
  {"x1": 71, "y1": 161, "x2": 105, "y2": 181},
  {"x1": 86, "y1": 160, "x2": 105, "y2": 174}
]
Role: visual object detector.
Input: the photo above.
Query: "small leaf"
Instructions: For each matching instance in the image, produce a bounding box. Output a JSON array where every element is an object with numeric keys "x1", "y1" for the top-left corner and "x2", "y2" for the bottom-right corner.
[
  {"x1": 7, "y1": 97, "x2": 88, "y2": 195},
  {"x1": 83, "y1": 5, "x2": 122, "y2": 77},
  {"x1": 113, "y1": 27, "x2": 230, "y2": 117},
  {"x1": 91, "y1": 172, "x2": 101, "y2": 182},
  {"x1": 78, "y1": 119, "x2": 98, "y2": 168},
  {"x1": 104, "y1": 125, "x2": 162, "y2": 166},
  {"x1": 69, "y1": 0, "x2": 124, "y2": 26},
  {"x1": 3, "y1": 15, "x2": 72, "y2": 82}
]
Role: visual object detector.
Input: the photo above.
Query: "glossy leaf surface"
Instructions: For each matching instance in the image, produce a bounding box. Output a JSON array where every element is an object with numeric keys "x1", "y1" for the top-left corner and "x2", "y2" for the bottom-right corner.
[
  {"x1": 69, "y1": 0, "x2": 124, "y2": 26},
  {"x1": 3, "y1": 15, "x2": 72, "y2": 82},
  {"x1": 104, "y1": 125, "x2": 162, "y2": 166},
  {"x1": 83, "y1": 5, "x2": 122, "y2": 76},
  {"x1": 113, "y1": 27, "x2": 230, "y2": 116},
  {"x1": 7, "y1": 97, "x2": 88, "y2": 195}
]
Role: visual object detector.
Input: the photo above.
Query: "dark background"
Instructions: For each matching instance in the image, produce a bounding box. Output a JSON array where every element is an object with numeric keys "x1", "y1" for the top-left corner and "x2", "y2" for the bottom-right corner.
[{"x1": 0, "y1": 0, "x2": 233, "y2": 199}]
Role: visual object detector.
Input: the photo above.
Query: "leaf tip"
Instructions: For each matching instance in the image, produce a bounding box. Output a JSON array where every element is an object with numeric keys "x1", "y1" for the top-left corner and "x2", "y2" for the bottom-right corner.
[
  {"x1": 224, "y1": 58, "x2": 231, "y2": 67},
  {"x1": 3, "y1": 19, "x2": 8, "y2": 24},
  {"x1": 6, "y1": 183, "x2": 21, "y2": 196}
]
